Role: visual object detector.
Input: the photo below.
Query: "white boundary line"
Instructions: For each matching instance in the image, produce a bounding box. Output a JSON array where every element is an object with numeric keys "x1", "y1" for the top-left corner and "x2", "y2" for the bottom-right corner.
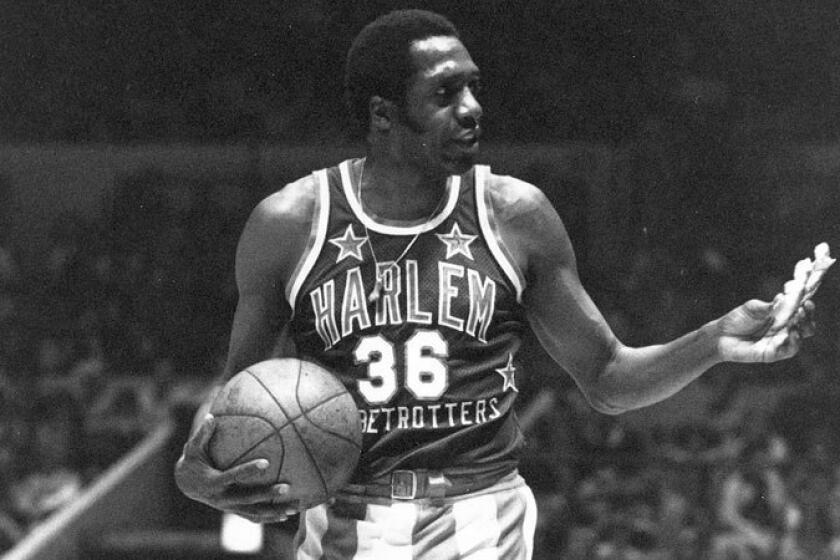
[{"x1": 2, "y1": 421, "x2": 174, "y2": 560}]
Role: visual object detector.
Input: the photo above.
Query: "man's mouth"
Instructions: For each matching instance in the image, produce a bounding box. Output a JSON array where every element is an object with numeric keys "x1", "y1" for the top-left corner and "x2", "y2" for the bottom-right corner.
[{"x1": 452, "y1": 132, "x2": 480, "y2": 149}]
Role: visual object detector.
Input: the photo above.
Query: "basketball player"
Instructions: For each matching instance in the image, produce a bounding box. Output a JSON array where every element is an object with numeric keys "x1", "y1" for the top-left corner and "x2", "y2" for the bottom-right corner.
[{"x1": 176, "y1": 9, "x2": 816, "y2": 559}]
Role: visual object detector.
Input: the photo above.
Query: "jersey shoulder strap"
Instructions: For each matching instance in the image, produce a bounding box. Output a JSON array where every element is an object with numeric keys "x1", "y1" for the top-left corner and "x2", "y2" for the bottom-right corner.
[
  {"x1": 474, "y1": 165, "x2": 526, "y2": 302},
  {"x1": 285, "y1": 166, "x2": 332, "y2": 308}
]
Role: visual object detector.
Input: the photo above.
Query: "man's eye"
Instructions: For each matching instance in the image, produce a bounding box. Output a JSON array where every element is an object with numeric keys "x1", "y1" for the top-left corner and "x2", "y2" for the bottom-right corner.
[
  {"x1": 435, "y1": 80, "x2": 482, "y2": 104},
  {"x1": 436, "y1": 87, "x2": 455, "y2": 99}
]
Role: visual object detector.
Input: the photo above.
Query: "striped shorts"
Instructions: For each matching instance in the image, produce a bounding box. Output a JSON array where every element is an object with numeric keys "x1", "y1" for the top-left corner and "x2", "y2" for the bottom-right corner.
[{"x1": 293, "y1": 471, "x2": 537, "y2": 559}]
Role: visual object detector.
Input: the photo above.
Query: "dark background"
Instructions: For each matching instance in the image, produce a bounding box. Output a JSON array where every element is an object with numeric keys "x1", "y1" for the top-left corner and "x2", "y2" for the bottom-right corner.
[
  {"x1": 3, "y1": 0, "x2": 839, "y2": 144},
  {"x1": 3, "y1": 2, "x2": 840, "y2": 558}
]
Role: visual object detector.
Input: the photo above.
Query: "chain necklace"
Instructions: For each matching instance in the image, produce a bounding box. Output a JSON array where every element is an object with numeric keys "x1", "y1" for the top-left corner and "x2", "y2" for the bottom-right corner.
[{"x1": 357, "y1": 160, "x2": 448, "y2": 302}]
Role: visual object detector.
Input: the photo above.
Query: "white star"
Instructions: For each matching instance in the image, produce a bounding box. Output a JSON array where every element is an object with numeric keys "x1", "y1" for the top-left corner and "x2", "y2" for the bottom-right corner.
[
  {"x1": 328, "y1": 225, "x2": 368, "y2": 263},
  {"x1": 496, "y1": 353, "x2": 518, "y2": 392},
  {"x1": 436, "y1": 222, "x2": 477, "y2": 260}
]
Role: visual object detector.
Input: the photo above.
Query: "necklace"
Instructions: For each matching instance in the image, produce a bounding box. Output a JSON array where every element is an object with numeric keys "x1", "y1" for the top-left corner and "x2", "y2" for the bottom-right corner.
[{"x1": 357, "y1": 160, "x2": 448, "y2": 302}]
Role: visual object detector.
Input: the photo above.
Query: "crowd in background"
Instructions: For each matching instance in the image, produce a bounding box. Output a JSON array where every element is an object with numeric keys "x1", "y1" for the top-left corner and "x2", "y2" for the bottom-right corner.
[
  {"x1": 0, "y1": 155, "x2": 838, "y2": 559},
  {"x1": 0, "y1": 169, "x2": 257, "y2": 552},
  {"x1": 2, "y1": 2, "x2": 840, "y2": 558},
  {"x1": 518, "y1": 375, "x2": 840, "y2": 559}
]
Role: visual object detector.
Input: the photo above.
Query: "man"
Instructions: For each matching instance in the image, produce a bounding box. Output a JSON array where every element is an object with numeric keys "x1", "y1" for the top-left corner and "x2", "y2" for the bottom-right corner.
[{"x1": 176, "y1": 9, "x2": 816, "y2": 559}]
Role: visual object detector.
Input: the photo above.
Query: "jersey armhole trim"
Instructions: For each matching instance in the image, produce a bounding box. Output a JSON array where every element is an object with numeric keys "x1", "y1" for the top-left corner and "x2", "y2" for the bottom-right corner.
[
  {"x1": 475, "y1": 165, "x2": 526, "y2": 303},
  {"x1": 286, "y1": 169, "x2": 330, "y2": 312}
]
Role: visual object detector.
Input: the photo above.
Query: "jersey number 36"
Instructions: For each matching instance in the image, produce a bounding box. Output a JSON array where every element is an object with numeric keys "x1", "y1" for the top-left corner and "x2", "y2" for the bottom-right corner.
[{"x1": 353, "y1": 330, "x2": 449, "y2": 405}]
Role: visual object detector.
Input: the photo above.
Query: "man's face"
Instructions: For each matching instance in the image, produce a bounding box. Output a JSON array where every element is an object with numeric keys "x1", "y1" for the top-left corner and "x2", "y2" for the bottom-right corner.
[{"x1": 392, "y1": 36, "x2": 483, "y2": 177}]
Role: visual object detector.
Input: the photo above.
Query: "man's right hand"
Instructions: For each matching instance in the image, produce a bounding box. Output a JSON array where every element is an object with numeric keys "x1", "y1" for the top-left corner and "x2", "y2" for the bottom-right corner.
[{"x1": 174, "y1": 414, "x2": 298, "y2": 524}]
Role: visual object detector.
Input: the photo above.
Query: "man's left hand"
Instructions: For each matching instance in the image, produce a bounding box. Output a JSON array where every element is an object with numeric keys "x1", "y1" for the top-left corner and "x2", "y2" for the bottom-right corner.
[{"x1": 716, "y1": 298, "x2": 815, "y2": 363}]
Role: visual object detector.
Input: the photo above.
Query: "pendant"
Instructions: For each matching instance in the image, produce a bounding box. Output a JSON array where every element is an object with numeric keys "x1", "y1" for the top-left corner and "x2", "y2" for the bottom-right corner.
[{"x1": 368, "y1": 277, "x2": 383, "y2": 303}]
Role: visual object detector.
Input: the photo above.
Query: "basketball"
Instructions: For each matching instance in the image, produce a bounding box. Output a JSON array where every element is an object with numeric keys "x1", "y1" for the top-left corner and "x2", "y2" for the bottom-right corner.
[{"x1": 208, "y1": 358, "x2": 362, "y2": 509}]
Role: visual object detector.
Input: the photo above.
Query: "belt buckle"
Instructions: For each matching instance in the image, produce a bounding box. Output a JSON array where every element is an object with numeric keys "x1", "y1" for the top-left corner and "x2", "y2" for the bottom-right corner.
[{"x1": 390, "y1": 470, "x2": 417, "y2": 500}]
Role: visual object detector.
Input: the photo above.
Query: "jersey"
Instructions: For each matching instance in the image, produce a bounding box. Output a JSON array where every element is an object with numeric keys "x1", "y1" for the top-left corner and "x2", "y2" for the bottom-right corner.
[{"x1": 286, "y1": 158, "x2": 528, "y2": 485}]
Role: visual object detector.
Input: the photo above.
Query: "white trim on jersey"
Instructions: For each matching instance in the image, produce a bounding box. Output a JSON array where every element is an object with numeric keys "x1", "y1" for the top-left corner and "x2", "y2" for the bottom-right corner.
[
  {"x1": 286, "y1": 168, "x2": 331, "y2": 311},
  {"x1": 474, "y1": 165, "x2": 526, "y2": 303},
  {"x1": 339, "y1": 159, "x2": 461, "y2": 236}
]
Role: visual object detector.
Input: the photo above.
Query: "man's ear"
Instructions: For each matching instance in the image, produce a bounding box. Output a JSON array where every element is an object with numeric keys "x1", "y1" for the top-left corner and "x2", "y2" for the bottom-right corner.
[{"x1": 369, "y1": 96, "x2": 394, "y2": 132}]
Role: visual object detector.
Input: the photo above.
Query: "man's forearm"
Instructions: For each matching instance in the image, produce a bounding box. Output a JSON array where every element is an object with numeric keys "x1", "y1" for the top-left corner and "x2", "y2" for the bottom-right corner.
[{"x1": 589, "y1": 320, "x2": 723, "y2": 414}]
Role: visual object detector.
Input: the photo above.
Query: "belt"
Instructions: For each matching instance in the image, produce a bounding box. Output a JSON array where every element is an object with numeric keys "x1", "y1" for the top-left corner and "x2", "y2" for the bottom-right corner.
[{"x1": 341, "y1": 469, "x2": 503, "y2": 500}]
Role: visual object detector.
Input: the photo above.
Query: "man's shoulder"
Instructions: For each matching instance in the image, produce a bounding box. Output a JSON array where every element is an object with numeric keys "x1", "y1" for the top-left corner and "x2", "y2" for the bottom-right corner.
[
  {"x1": 483, "y1": 170, "x2": 551, "y2": 222},
  {"x1": 481, "y1": 168, "x2": 570, "y2": 264},
  {"x1": 255, "y1": 173, "x2": 319, "y2": 223},
  {"x1": 238, "y1": 173, "x2": 321, "y2": 281}
]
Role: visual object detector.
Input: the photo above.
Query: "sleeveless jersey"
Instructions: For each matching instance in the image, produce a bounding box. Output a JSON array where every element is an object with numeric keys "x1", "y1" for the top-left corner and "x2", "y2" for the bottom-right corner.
[{"x1": 286, "y1": 159, "x2": 528, "y2": 484}]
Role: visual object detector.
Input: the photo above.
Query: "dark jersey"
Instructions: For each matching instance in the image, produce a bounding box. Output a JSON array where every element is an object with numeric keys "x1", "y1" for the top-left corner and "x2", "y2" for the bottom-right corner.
[{"x1": 286, "y1": 158, "x2": 528, "y2": 484}]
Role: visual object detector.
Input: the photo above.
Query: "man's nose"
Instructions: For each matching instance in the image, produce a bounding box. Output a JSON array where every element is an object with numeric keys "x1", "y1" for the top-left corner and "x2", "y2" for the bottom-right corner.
[{"x1": 456, "y1": 88, "x2": 482, "y2": 127}]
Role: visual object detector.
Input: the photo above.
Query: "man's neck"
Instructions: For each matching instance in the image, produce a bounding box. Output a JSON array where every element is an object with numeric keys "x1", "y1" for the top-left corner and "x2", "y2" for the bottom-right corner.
[{"x1": 358, "y1": 155, "x2": 450, "y2": 221}]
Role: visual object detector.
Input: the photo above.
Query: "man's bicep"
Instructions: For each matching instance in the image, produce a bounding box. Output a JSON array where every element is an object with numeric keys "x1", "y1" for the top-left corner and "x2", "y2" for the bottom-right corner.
[
  {"x1": 223, "y1": 196, "x2": 301, "y2": 380},
  {"x1": 525, "y1": 261, "x2": 617, "y2": 386},
  {"x1": 519, "y1": 200, "x2": 618, "y2": 391},
  {"x1": 224, "y1": 290, "x2": 292, "y2": 379}
]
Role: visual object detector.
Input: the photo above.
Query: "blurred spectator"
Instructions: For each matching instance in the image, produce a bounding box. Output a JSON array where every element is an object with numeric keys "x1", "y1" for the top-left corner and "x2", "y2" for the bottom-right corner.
[
  {"x1": 1, "y1": 147, "x2": 838, "y2": 558},
  {"x1": 709, "y1": 439, "x2": 800, "y2": 560},
  {"x1": 85, "y1": 373, "x2": 167, "y2": 466},
  {"x1": 9, "y1": 391, "x2": 86, "y2": 527},
  {"x1": 824, "y1": 466, "x2": 840, "y2": 559},
  {"x1": 656, "y1": 471, "x2": 704, "y2": 560}
]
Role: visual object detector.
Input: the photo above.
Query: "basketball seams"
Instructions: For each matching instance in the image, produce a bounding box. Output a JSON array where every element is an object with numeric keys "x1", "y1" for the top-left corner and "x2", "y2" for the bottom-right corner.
[
  {"x1": 292, "y1": 361, "x2": 330, "y2": 495},
  {"x1": 292, "y1": 365, "x2": 363, "y2": 450},
  {"x1": 298, "y1": 394, "x2": 364, "y2": 451},
  {"x1": 246, "y1": 366, "x2": 329, "y2": 494},
  {"x1": 287, "y1": 362, "x2": 362, "y2": 451},
  {"x1": 291, "y1": 364, "x2": 364, "y2": 451},
  {"x1": 211, "y1": 419, "x2": 283, "y2": 471},
  {"x1": 240, "y1": 367, "x2": 360, "y2": 450},
  {"x1": 242, "y1": 368, "x2": 351, "y2": 428},
  {"x1": 213, "y1": 360, "x2": 362, "y2": 505}
]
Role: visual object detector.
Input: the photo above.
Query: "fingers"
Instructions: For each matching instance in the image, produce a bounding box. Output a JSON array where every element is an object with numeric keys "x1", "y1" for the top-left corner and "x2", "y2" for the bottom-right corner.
[
  {"x1": 793, "y1": 302, "x2": 816, "y2": 338},
  {"x1": 222, "y1": 487, "x2": 300, "y2": 524},
  {"x1": 175, "y1": 415, "x2": 305, "y2": 519},
  {"x1": 219, "y1": 458, "x2": 270, "y2": 486},
  {"x1": 771, "y1": 327, "x2": 801, "y2": 361},
  {"x1": 802, "y1": 300, "x2": 816, "y2": 334},
  {"x1": 724, "y1": 294, "x2": 818, "y2": 364},
  {"x1": 786, "y1": 328, "x2": 802, "y2": 357},
  {"x1": 216, "y1": 481, "x2": 292, "y2": 508},
  {"x1": 742, "y1": 299, "x2": 775, "y2": 321},
  {"x1": 765, "y1": 296, "x2": 816, "y2": 344},
  {"x1": 747, "y1": 327, "x2": 800, "y2": 363},
  {"x1": 177, "y1": 417, "x2": 282, "y2": 504},
  {"x1": 232, "y1": 502, "x2": 300, "y2": 524},
  {"x1": 175, "y1": 416, "x2": 220, "y2": 500},
  {"x1": 739, "y1": 299, "x2": 777, "y2": 338}
]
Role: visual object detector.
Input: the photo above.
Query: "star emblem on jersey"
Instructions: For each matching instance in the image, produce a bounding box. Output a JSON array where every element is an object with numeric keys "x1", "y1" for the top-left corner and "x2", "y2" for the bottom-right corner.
[
  {"x1": 329, "y1": 225, "x2": 368, "y2": 263},
  {"x1": 496, "y1": 354, "x2": 518, "y2": 393},
  {"x1": 436, "y1": 222, "x2": 477, "y2": 260}
]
